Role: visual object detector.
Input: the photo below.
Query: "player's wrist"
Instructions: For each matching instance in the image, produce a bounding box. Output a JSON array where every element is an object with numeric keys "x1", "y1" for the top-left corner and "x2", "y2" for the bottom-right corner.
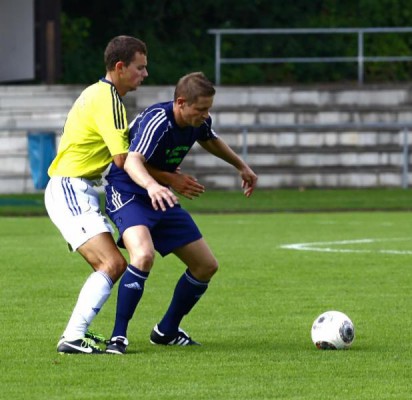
[{"x1": 145, "y1": 179, "x2": 160, "y2": 190}]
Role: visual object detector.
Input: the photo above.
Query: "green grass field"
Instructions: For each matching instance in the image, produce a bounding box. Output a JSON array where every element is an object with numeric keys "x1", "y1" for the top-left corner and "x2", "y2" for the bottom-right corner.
[
  {"x1": 1, "y1": 192, "x2": 411, "y2": 399},
  {"x1": 2, "y1": 188, "x2": 412, "y2": 216}
]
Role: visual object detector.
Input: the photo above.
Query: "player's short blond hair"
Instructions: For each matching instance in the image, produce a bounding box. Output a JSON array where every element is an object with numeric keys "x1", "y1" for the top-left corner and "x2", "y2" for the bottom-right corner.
[{"x1": 174, "y1": 72, "x2": 216, "y2": 105}]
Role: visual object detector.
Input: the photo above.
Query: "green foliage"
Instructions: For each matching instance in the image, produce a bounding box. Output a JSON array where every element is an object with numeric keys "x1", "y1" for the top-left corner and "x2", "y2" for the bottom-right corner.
[
  {"x1": 59, "y1": 0, "x2": 412, "y2": 84},
  {"x1": 60, "y1": 13, "x2": 103, "y2": 83}
]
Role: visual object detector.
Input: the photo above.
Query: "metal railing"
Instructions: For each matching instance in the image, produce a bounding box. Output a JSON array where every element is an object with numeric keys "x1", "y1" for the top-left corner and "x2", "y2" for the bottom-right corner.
[
  {"x1": 212, "y1": 122, "x2": 412, "y2": 189},
  {"x1": 1, "y1": 122, "x2": 411, "y2": 189},
  {"x1": 208, "y1": 27, "x2": 412, "y2": 85}
]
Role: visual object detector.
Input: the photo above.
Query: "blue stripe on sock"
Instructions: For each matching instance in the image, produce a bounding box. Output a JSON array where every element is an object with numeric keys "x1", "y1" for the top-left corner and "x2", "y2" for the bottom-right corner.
[{"x1": 97, "y1": 270, "x2": 114, "y2": 288}]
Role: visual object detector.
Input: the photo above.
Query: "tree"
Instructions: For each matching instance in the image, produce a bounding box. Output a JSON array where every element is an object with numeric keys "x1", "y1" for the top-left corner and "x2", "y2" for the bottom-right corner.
[{"x1": 60, "y1": 0, "x2": 412, "y2": 84}]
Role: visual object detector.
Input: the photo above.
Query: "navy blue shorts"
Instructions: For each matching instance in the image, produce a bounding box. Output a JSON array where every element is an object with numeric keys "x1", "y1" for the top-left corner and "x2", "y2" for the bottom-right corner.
[{"x1": 105, "y1": 187, "x2": 202, "y2": 257}]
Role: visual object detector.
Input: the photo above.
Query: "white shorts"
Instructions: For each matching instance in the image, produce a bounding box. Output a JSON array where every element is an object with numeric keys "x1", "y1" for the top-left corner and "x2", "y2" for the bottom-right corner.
[{"x1": 45, "y1": 176, "x2": 114, "y2": 251}]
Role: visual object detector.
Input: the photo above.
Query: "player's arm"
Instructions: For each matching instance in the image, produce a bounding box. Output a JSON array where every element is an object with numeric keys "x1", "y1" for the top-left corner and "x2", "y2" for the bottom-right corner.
[
  {"x1": 112, "y1": 153, "x2": 128, "y2": 169},
  {"x1": 124, "y1": 152, "x2": 178, "y2": 211},
  {"x1": 198, "y1": 137, "x2": 258, "y2": 197},
  {"x1": 145, "y1": 164, "x2": 205, "y2": 200}
]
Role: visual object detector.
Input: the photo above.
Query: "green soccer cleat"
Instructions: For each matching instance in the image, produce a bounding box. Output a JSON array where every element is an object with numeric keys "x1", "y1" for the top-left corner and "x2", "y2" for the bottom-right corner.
[{"x1": 85, "y1": 329, "x2": 106, "y2": 344}]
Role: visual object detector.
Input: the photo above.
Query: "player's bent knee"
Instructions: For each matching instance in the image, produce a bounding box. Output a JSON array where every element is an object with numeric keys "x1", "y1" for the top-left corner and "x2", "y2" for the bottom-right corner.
[
  {"x1": 100, "y1": 254, "x2": 127, "y2": 282},
  {"x1": 130, "y1": 250, "x2": 155, "y2": 272},
  {"x1": 194, "y1": 258, "x2": 218, "y2": 281},
  {"x1": 209, "y1": 259, "x2": 219, "y2": 277}
]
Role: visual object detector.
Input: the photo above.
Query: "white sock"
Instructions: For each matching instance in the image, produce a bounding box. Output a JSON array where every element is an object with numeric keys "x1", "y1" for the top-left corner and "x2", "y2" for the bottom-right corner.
[{"x1": 63, "y1": 271, "x2": 113, "y2": 341}]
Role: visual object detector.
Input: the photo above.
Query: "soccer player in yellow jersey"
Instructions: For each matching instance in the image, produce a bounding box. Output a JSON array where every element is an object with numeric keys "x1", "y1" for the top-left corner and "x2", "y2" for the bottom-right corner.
[{"x1": 45, "y1": 35, "x2": 176, "y2": 354}]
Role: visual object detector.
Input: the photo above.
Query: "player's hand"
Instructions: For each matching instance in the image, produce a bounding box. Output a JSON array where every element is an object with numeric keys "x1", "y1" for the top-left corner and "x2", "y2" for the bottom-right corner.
[
  {"x1": 240, "y1": 166, "x2": 258, "y2": 197},
  {"x1": 146, "y1": 182, "x2": 178, "y2": 211},
  {"x1": 169, "y1": 171, "x2": 205, "y2": 200}
]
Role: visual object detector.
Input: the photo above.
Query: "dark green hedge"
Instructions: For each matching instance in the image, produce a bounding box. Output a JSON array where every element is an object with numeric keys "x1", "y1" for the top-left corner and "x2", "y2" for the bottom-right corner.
[{"x1": 60, "y1": 0, "x2": 412, "y2": 85}]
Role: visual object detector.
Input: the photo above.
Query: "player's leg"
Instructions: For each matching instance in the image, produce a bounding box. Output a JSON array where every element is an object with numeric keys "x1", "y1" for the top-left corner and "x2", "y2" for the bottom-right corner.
[
  {"x1": 45, "y1": 177, "x2": 126, "y2": 354},
  {"x1": 106, "y1": 225, "x2": 155, "y2": 354},
  {"x1": 60, "y1": 232, "x2": 127, "y2": 342},
  {"x1": 104, "y1": 188, "x2": 162, "y2": 353},
  {"x1": 150, "y1": 238, "x2": 218, "y2": 346},
  {"x1": 174, "y1": 238, "x2": 218, "y2": 281},
  {"x1": 78, "y1": 231, "x2": 127, "y2": 281}
]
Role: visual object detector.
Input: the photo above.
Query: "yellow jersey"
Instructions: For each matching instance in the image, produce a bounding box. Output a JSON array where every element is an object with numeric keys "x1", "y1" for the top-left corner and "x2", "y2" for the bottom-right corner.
[{"x1": 48, "y1": 79, "x2": 129, "y2": 180}]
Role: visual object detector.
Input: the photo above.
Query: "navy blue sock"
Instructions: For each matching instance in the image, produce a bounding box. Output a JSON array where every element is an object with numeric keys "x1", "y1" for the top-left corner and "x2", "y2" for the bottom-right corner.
[
  {"x1": 158, "y1": 269, "x2": 209, "y2": 335},
  {"x1": 111, "y1": 265, "x2": 149, "y2": 338}
]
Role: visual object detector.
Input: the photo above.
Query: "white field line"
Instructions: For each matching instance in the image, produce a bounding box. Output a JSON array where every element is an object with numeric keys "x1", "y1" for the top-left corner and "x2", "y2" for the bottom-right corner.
[{"x1": 280, "y1": 238, "x2": 412, "y2": 255}]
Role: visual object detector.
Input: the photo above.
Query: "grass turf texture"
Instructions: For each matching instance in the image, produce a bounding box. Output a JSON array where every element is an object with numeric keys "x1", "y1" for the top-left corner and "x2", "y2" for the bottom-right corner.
[
  {"x1": 2, "y1": 187, "x2": 412, "y2": 216},
  {"x1": 1, "y1": 211, "x2": 411, "y2": 399}
]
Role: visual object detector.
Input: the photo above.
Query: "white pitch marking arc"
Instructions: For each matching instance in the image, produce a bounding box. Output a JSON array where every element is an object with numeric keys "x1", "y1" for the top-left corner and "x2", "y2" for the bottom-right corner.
[{"x1": 280, "y1": 238, "x2": 412, "y2": 255}]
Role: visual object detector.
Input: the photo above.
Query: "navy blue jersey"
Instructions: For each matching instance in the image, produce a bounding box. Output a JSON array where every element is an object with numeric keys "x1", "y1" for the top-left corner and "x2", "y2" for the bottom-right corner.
[{"x1": 106, "y1": 101, "x2": 218, "y2": 194}]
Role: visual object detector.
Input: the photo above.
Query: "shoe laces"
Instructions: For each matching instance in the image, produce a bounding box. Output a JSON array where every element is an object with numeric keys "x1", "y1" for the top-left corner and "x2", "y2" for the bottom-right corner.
[
  {"x1": 85, "y1": 329, "x2": 105, "y2": 343},
  {"x1": 82, "y1": 337, "x2": 101, "y2": 350}
]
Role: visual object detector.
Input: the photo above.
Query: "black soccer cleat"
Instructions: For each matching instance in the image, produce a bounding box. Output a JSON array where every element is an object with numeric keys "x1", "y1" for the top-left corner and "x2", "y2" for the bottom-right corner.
[
  {"x1": 106, "y1": 336, "x2": 129, "y2": 355},
  {"x1": 57, "y1": 337, "x2": 104, "y2": 354},
  {"x1": 150, "y1": 324, "x2": 200, "y2": 346}
]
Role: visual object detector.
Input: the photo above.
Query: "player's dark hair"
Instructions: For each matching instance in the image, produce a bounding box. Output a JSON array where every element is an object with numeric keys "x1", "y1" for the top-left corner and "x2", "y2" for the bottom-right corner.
[
  {"x1": 104, "y1": 35, "x2": 147, "y2": 71},
  {"x1": 174, "y1": 72, "x2": 216, "y2": 104}
]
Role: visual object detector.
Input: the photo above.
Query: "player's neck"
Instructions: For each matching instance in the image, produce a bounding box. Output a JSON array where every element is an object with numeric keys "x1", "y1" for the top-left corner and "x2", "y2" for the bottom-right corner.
[
  {"x1": 173, "y1": 104, "x2": 187, "y2": 128},
  {"x1": 105, "y1": 72, "x2": 125, "y2": 97}
]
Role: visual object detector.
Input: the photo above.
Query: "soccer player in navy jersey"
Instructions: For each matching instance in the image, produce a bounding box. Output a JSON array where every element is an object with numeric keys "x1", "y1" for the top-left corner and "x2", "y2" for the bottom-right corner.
[{"x1": 104, "y1": 71, "x2": 258, "y2": 354}]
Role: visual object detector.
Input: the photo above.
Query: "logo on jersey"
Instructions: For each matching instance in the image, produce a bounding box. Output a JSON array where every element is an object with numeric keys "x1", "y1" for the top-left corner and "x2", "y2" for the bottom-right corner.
[{"x1": 165, "y1": 146, "x2": 190, "y2": 164}]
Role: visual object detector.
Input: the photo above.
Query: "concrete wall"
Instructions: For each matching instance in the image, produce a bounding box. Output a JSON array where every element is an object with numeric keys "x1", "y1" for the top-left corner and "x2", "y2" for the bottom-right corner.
[{"x1": 1, "y1": 83, "x2": 412, "y2": 193}]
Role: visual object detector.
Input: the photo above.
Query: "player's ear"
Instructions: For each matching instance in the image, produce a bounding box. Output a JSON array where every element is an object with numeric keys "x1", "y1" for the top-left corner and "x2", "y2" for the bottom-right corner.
[
  {"x1": 115, "y1": 61, "x2": 126, "y2": 72},
  {"x1": 176, "y1": 97, "x2": 187, "y2": 108}
]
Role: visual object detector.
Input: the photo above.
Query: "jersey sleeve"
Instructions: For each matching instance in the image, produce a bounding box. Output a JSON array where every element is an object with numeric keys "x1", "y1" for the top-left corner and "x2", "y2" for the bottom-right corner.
[
  {"x1": 94, "y1": 85, "x2": 129, "y2": 156},
  {"x1": 129, "y1": 108, "x2": 168, "y2": 160},
  {"x1": 198, "y1": 116, "x2": 219, "y2": 141}
]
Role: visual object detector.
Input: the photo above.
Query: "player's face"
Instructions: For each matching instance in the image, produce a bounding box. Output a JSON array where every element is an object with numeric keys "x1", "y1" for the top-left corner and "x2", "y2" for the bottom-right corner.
[
  {"x1": 179, "y1": 96, "x2": 214, "y2": 127},
  {"x1": 121, "y1": 52, "x2": 148, "y2": 93}
]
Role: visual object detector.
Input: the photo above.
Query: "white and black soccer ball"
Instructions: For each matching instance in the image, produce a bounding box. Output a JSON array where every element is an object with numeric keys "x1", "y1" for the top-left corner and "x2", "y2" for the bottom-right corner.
[{"x1": 311, "y1": 310, "x2": 355, "y2": 350}]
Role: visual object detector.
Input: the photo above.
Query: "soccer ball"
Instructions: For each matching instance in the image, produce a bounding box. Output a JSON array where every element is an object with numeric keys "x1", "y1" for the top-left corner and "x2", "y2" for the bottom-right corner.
[{"x1": 311, "y1": 310, "x2": 355, "y2": 350}]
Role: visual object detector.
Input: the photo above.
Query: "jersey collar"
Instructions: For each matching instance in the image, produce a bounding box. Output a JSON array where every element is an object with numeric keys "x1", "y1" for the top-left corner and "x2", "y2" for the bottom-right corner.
[{"x1": 100, "y1": 77, "x2": 121, "y2": 97}]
